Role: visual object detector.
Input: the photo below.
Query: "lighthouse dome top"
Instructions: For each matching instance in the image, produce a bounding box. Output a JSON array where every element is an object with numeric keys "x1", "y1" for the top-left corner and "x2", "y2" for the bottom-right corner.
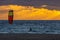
[{"x1": 9, "y1": 10, "x2": 13, "y2": 12}]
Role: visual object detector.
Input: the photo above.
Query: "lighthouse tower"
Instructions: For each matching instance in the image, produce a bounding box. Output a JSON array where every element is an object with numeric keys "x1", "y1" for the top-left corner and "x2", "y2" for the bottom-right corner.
[{"x1": 8, "y1": 10, "x2": 13, "y2": 24}]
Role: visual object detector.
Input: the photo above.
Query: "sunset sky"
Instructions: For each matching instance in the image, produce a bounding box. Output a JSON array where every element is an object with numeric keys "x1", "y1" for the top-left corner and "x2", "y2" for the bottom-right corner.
[{"x1": 0, "y1": 0, "x2": 60, "y2": 20}]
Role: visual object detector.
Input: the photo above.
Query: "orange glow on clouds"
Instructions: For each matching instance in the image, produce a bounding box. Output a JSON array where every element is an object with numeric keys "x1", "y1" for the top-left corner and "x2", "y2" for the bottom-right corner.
[{"x1": 0, "y1": 5, "x2": 60, "y2": 20}]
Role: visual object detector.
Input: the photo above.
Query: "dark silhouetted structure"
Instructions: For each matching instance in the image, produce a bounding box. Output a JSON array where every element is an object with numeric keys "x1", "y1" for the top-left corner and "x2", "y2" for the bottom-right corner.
[{"x1": 8, "y1": 10, "x2": 13, "y2": 24}]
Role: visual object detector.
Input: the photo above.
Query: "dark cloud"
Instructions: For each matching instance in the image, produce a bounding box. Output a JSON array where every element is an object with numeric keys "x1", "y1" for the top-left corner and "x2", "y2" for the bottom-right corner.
[
  {"x1": 0, "y1": 0, "x2": 60, "y2": 9},
  {"x1": 0, "y1": 0, "x2": 60, "y2": 6}
]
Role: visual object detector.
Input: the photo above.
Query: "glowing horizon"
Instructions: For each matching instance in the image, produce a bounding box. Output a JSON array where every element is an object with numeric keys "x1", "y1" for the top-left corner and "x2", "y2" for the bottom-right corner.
[{"x1": 0, "y1": 5, "x2": 60, "y2": 20}]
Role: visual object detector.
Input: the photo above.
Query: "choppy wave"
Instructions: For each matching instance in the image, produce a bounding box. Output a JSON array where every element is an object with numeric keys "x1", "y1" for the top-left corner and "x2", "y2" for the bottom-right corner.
[{"x1": 0, "y1": 20, "x2": 60, "y2": 34}]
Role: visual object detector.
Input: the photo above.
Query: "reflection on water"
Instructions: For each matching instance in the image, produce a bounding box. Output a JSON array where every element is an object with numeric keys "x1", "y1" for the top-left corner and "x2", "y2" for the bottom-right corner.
[{"x1": 0, "y1": 20, "x2": 60, "y2": 34}]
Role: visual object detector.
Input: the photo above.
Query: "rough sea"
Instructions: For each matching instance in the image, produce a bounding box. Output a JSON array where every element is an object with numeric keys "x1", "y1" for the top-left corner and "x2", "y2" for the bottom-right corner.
[{"x1": 0, "y1": 20, "x2": 60, "y2": 34}]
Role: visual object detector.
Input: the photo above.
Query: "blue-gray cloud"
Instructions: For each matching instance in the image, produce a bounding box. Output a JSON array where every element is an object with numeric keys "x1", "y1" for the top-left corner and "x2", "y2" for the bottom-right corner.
[
  {"x1": 0, "y1": 0, "x2": 60, "y2": 10},
  {"x1": 0, "y1": 0, "x2": 60, "y2": 6}
]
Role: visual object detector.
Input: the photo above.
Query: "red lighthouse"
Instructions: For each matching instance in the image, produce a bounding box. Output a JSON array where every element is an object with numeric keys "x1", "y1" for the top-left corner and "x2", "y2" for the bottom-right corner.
[{"x1": 8, "y1": 10, "x2": 13, "y2": 24}]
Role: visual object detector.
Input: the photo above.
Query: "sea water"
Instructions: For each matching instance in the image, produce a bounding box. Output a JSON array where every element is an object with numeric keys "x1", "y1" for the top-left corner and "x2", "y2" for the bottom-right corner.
[{"x1": 0, "y1": 20, "x2": 60, "y2": 34}]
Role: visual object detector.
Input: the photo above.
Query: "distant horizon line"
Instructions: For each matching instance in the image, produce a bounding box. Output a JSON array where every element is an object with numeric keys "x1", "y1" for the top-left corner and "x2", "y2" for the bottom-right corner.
[{"x1": 0, "y1": 20, "x2": 60, "y2": 21}]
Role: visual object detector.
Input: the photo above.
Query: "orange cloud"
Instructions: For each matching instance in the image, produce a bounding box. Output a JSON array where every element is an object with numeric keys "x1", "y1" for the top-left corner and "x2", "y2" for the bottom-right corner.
[{"x1": 0, "y1": 5, "x2": 60, "y2": 20}]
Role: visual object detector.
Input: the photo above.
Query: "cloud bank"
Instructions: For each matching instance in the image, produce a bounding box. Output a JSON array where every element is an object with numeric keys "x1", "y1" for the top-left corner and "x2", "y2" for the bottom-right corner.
[{"x1": 0, "y1": 5, "x2": 60, "y2": 20}]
